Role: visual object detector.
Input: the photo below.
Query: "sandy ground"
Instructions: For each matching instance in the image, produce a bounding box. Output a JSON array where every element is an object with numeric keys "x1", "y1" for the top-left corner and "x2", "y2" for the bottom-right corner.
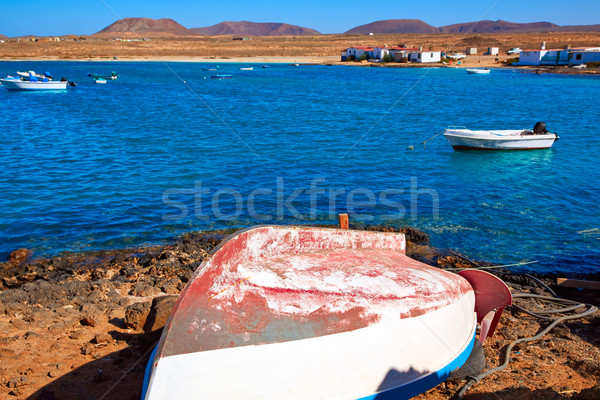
[
  {"x1": 0, "y1": 226, "x2": 598, "y2": 400},
  {"x1": 1, "y1": 31, "x2": 599, "y2": 63}
]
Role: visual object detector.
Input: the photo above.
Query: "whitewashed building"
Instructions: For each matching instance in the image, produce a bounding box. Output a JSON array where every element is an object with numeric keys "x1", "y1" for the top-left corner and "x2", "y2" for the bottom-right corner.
[
  {"x1": 407, "y1": 51, "x2": 441, "y2": 63},
  {"x1": 518, "y1": 42, "x2": 600, "y2": 66},
  {"x1": 345, "y1": 46, "x2": 374, "y2": 60}
]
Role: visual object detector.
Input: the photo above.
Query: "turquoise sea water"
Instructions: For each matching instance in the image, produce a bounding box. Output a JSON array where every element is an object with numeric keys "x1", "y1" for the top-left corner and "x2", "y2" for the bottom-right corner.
[{"x1": 1, "y1": 61, "x2": 598, "y2": 274}]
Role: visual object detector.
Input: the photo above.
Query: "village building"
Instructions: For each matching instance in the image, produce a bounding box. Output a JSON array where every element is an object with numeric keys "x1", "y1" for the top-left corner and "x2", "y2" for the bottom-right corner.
[{"x1": 518, "y1": 42, "x2": 600, "y2": 66}]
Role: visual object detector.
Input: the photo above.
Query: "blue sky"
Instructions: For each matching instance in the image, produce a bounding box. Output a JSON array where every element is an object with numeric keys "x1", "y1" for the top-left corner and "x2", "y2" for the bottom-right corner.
[{"x1": 1, "y1": 0, "x2": 599, "y2": 37}]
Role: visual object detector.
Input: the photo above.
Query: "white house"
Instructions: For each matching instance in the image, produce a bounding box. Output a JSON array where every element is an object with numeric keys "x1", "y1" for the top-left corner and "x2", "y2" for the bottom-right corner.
[
  {"x1": 570, "y1": 48, "x2": 600, "y2": 64},
  {"x1": 407, "y1": 51, "x2": 441, "y2": 63},
  {"x1": 345, "y1": 46, "x2": 374, "y2": 60},
  {"x1": 487, "y1": 47, "x2": 499, "y2": 56},
  {"x1": 373, "y1": 47, "x2": 391, "y2": 59},
  {"x1": 518, "y1": 42, "x2": 600, "y2": 66}
]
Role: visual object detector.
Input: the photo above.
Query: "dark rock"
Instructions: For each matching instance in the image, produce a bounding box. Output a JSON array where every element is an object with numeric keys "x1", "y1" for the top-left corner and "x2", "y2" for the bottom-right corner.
[
  {"x1": 9, "y1": 249, "x2": 30, "y2": 265},
  {"x1": 144, "y1": 295, "x2": 178, "y2": 335},
  {"x1": 124, "y1": 301, "x2": 152, "y2": 330}
]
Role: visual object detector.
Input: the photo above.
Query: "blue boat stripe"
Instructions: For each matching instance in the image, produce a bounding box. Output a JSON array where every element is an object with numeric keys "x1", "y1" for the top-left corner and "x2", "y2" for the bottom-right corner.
[{"x1": 358, "y1": 332, "x2": 476, "y2": 400}]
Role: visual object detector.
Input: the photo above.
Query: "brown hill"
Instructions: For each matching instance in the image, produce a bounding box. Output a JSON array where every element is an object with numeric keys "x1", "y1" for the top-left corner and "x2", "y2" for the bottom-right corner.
[
  {"x1": 556, "y1": 24, "x2": 600, "y2": 32},
  {"x1": 0, "y1": 34, "x2": 7, "y2": 39},
  {"x1": 94, "y1": 18, "x2": 197, "y2": 37},
  {"x1": 191, "y1": 21, "x2": 320, "y2": 36},
  {"x1": 345, "y1": 19, "x2": 439, "y2": 34},
  {"x1": 440, "y1": 20, "x2": 558, "y2": 33}
]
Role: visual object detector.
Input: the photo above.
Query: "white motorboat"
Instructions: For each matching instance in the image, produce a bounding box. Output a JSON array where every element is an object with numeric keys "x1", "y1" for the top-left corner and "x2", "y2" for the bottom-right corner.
[
  {"x1": 239, "y1": 67, "x2": 254, "y2": 71},
  {"x1": 94, "y1": 78, "x2": 107, "y2": 84},
  {"x1": 466, "y1": 68, "x2": 490, "y2": 74},
  {"x1": 444, "y1": 123, "x2": 559, "y2": 150},
  {"x1": 0, "y1": 78, "x2": 68, "y2": 91}
]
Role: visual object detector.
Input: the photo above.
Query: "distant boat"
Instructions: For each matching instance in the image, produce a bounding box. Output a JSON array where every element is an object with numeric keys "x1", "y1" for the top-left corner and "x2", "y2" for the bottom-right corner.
[
  {"x1": 211, "y1": 74, "x2": 233, "y2": 79},
  {"x1": 444, "y1": 122, "x2": 559, "y2": 150},
  {"x1": 94, "y1": 78, "x2": 107, "y2": 84},
  {"x1": 17, "y1": 70, "x2": 53, "y2": 81},
  {"x1": 466, "y1": 68, "x2": 490, "y2": 74},
  {"x1": 141, "y1": 225, "x2": 511, "y2": 400},
  {"x1": 203, "y1": 66, "x2": 219, "y2": 71},
  {"x1": 240, "y1": 67, "x2": 254, "y2": 71},
  {"x1": 262, "y1": 65, "x2": 272, "y2": 68},
  {"x1": 88, "y1": 72, "x2": 118, "y2": 80},
  {"x1": 0, "y1": 78, "x2": 68, "y2": 91}
]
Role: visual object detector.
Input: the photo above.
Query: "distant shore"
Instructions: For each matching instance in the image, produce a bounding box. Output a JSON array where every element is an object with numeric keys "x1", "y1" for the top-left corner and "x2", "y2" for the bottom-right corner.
[{"x1": 2, "y1": 55, "x2": 598, "y2": 75}]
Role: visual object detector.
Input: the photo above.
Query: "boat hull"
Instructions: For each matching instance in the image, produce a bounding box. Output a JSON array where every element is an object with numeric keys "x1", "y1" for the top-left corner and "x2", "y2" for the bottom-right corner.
[
  {"x1": 142, "y1": 226, "x2": 479, "y2": 400},
  {"x1": 466, "y1": 68, "x2": 490, "y2": 74},
  {"x1": 0, "y1": 79, "x2": 67, "y2": 91},
  {"x1": 444, "y1": 129, "x2": 558, "y2": 150}
]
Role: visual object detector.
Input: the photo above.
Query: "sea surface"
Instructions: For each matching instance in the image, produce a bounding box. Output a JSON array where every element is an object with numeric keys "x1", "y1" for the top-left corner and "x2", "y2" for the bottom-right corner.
[{"x1": 1, "y1": 61, "x2": 599, "y2": 274}]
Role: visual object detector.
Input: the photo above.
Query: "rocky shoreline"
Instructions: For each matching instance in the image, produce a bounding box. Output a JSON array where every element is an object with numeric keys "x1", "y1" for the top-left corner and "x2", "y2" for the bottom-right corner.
[{"x1": 1, "y1": 225, "x2": 598, "y2": 400}]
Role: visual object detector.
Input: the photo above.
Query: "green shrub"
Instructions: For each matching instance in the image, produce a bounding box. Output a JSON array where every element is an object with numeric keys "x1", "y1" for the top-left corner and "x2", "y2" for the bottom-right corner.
[
  {"x1": 586, "y1": 61, "x2": 600, "y2": 68},
  {"x1": 506, "y1": 57, "x2": 519, "y2": 65},
  {"x1": 359, "y1": 54, "x2": 368, "y2": 61},
  {"x1": 346, "y1": 55, "x2": 356, "y2": 62},
  {"x1": 381, "y1": 53, "x2": 395, "y2": 63}
]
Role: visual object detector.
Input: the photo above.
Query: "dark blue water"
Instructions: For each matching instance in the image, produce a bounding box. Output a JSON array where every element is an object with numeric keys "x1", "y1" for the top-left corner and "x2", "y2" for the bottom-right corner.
[{"x1": 1, "y1": 61, "x2": 598, "y2": 274}]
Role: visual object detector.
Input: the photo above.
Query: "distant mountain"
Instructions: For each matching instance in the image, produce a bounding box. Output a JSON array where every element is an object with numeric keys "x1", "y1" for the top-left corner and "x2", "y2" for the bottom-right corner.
[
  {"x1": 440, "y1": 20, "x2": 558, "y2": 33},
  {"x1": 345, "y1": 19, "x2": 600, "y2": 34},
  {"x1": 556, "y1": 24, "x2": 600, "y2": 32},
  {"x1": 345, "y1": 19, "x2": 439, "y2": 34},
  {"x1": 95, "y1": 18, "x2": 197, "y2": 36},
  {"x1": 191, "y1": 21, "x2": 320, "y2": 36}
]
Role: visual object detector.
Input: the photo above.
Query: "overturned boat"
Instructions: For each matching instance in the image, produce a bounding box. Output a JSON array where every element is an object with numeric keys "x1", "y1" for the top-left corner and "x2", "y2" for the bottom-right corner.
[
  {"x1": 444, "y1": 122, "x2": 559, "y2": 150},
  {"x1": 142, "y1": 225, "x2": 510, "y2": 400}
]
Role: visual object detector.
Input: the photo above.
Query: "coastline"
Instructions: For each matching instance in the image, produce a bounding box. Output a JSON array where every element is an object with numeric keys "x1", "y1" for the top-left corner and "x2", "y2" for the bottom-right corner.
[
  {"x1": 2, "y1": 55, "x2": 599, "y2": 74},
  {"x1": 1, "y1": 225, "x2": 598, "y2": 399}
]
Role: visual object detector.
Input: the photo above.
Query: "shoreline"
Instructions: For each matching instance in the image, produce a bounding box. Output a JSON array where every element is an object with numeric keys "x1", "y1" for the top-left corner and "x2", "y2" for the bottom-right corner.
[
  {"x1": 2, "y1": 56, "x2": 598, "y2": 74},
  {"x1": 1, "y1": 224, "x2": 598, "y2": 399}
]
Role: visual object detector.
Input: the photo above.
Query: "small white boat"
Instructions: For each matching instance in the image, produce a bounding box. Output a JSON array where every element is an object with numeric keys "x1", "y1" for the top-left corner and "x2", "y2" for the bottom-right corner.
[
  {"x1": 239, "y1": 67, "x2": 254, "y2": 71},
  {"x1": 141, "y1": 225, "x2": 511, "y2": 400},
  {"x1": 0, "y1": 78, "x2": 68, "y2": 91},
  {"x1": 444, "y1": 122, "x2": 559, "y2": 150},
  {"x1": 94, "y1": 78, "x2": 107, "y2": 84},
  {"x1": 466, "y1": 68, "x2": 490, "y2": 74}
]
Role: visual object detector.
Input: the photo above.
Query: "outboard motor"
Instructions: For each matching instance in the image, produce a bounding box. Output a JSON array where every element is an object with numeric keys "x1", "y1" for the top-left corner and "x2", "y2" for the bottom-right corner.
[{"x1": 533, "y1": 121, "x2": 548, "y2": 134}]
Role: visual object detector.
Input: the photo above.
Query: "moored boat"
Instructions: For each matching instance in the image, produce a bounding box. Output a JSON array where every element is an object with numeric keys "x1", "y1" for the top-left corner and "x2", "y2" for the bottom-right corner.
[
  {"x1": 141, "y1": 225, "x2": 510, "y2": 400},
  {"x1": 94, "y1": 78, "x2": 107, "y2": 84},
  {"x1": 211, "y1": 74, "x2": 233, "y2": 79},
  {"x1": 88, "y1": 72, "x2": 118, "y2": 80},
  {"x1": 0, "y1": 78, "x2": 69, "y2": 91},
  {"x1": 466, "y1": 68, "x2": 490, "y2": 74},
  {"x1": 240, "y1": 67, "x2": 254, "y2": 70},
  {"x1": 444, "y1": 122, "x2": 559, "y2": 150}
]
